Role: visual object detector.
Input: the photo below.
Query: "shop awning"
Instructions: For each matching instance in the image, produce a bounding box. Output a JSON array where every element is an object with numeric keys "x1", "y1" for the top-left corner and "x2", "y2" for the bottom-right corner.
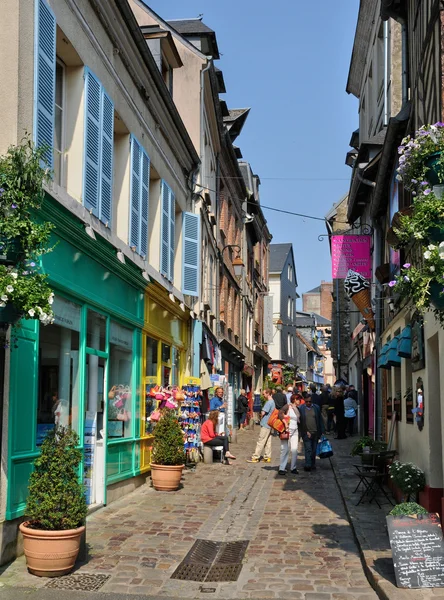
[
  {"x1": 377, "y1": 343, "x2": 390, "y2": 369},
  {"x1": 386, "y1": 335, "x2": 401, "y2": 368},
  {"x1": 397, "y1": 325, "x2": 412, "y2": 358}
]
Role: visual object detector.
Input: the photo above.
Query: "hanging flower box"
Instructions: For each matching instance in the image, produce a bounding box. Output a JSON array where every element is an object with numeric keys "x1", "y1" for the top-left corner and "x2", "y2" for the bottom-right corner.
[{"x1": 0, "y1": 302, "x2": 22, "y2": 325}]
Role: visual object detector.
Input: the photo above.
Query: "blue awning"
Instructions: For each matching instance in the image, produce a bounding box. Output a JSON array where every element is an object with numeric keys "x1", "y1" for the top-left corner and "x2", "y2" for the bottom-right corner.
[
  {"x1": 397, "y1": 325, "x2": 412, "y2": 358},
  {"x1": 377, "y1": 343, "x2": 390, "y2": 369},
  {"x1": 386, "y1": 335, "x2": 401, "y2": 368}
]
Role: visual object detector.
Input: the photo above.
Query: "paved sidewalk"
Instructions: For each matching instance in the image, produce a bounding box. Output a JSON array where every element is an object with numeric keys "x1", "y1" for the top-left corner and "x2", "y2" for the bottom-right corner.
[
  {"x1": 330, "y1": 436, "x2": 444, "y2": 600},
  {"x1": 1, "y1": 428, "x2": 379, "y2": 599}
]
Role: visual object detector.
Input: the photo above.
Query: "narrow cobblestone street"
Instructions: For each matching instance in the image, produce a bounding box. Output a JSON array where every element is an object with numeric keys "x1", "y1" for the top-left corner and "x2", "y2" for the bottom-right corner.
[{"x1": 0, "y1": 428, "x2": 380, "y2": 600}]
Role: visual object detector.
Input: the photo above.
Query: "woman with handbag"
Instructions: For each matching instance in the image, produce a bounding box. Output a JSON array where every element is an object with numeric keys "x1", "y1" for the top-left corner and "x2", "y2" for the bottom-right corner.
[{"x1": 277, "y1": 394, "x2": 301, "y2": 476}]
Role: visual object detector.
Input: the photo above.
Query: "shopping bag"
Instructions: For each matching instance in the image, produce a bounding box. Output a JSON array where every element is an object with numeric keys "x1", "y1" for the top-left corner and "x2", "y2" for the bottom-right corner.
[
  {"x1": 316, "y1": 435, "x2": 333, "y2": 459},
  {"x1": 267, "y1": 409, "x2": 285, "y2": 433}
]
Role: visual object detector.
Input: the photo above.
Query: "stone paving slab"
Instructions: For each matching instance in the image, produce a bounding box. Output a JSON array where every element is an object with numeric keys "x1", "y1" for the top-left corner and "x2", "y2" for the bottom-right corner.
[{"x1": 0, "y1": 428, "x2": 379, "y2": 599}]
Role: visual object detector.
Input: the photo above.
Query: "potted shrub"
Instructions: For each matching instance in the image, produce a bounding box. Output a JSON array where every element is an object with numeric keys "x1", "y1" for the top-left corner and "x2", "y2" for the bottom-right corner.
[
  {"x1": 389, "y1": 502, "x2": 428, "y2": 517},
  {"x1": 389, "y1": 460, "x2": 426, "y2": 502},
  {"x1": 0, "y1": 139, "x2": 55, "y2": 327},
  {"x1": 19, "y1": 427, "x2": 87, "y2": 577},
  {"x1": 350, "y1": 436, "x2": 387, "y2": 457},
  {"x1": 150, "y1": 408, "x2": 185, "y2": 491}
]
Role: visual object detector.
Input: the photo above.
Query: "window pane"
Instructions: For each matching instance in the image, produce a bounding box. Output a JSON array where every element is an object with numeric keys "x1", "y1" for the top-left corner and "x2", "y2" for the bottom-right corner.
[
  {"x1": 161, "y1": 343, "x2": 170, "y2": 362},
  {"x1": 37, "y1": 298, "x2": 81, "y2": 444},
  {"x1": 108, "y1": 322, "x2": 133, "y2": 439},
  {"x1": 146, "y1": 337, "x2": 158, "y2": 377},
  {"x1": 87, "y1": 310, "x2": 106, "y2": 351},
  {"x1": 171, "y1": 347, "x2": 179, "y2": 386}
]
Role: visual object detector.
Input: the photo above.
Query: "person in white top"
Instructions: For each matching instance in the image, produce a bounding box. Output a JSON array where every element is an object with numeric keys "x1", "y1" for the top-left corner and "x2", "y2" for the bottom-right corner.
[{"x1": 277, "y1": 393, "x2": 301, "y2": 475}]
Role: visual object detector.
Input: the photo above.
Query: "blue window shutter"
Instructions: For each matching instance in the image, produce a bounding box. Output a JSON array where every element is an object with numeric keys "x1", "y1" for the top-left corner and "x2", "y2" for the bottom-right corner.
[
  {"x1": 99, "y1": 91, "x2": 114, "y2": 225},
  {"x1": 182, "y1": 212, "x2": 200, "y2": 296},
  {"x1": 34, "y1": 0, "x2": 56, "y2": 169},
  {"x1": 160, "y1": 180, "x2": 170, "y2": 277},
  {"x1": 169, "y1": 189, "x2": 175, "y2": 281},
  {"x1": 129, "y1": 136, "x2": 140, "y2": 250},
  {"x1": 140, "y1": 150, "x2": 150, "y2": 257},
  {"x1": 83, "y1": 69, "x2": 101, "y2": 216}
]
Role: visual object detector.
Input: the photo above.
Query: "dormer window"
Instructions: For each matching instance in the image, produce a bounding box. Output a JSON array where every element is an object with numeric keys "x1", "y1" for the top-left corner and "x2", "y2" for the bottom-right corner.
[{"x1": 140, "y1": 26, "x2": 183, "y2": 96}]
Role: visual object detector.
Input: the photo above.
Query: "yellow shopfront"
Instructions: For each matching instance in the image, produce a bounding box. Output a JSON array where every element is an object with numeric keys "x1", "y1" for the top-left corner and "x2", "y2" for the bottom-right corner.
[{"x1": 140, "y1": 287, "x2": 188, "y2": 471}]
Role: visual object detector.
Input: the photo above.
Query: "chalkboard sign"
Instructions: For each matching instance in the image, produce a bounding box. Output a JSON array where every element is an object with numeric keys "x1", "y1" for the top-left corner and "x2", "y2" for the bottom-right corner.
[{"x1": 386, "y1": 513, "x2": 444, "y2": 588}]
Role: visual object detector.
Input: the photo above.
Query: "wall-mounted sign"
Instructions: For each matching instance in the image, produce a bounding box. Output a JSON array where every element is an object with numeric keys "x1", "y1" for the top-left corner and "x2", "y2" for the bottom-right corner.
[
  {"x1": 263, "y1": 295, "x2": 274, "y2": 345},
  {"x1": 331, "y1": 235, "x2": 372, "y2": 279}
]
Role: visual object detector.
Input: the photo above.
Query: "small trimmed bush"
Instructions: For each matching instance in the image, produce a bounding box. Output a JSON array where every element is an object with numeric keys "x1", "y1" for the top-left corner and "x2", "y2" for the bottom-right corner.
[
  {"x1": 25, "y1": 427, "x2": 87, "y2": 530},
  {"x1": 389, "y1": 502, "x2": 428, "y2": 517},
  {"x1": 152, "y1": 409, "x2": 185, "y2": 466}
]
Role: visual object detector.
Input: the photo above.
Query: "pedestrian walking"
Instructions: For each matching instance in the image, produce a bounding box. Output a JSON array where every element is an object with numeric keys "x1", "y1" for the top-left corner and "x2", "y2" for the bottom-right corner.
[
  {"x1": 334, "y1": 386, "x2": 347, "y2": 439},
  {"x1": 277, "y1": 393, "x2": 301, "y2": 475},
  {"x1": 309, "y1": 383, "x2": 322, "y2": 409},
  {"x1": 201, "y1": 411, "x2": 236, "y2": 465},
  {"x1": 236, "y1": 389, "x2": 249, "y2": 429},
  {"x1": 319, "y1": 385, "x2": 330, "y2": 432},
  {"x1": 247, "y1": 389, "x2": 275, "y2": 463},
  {"x1": 299, "y1": 395, "x2": 323, "y2": 471},
  {"x1": 344, "y1": 393, "x2": 358, "y2": 436},
  {"x1": 286, "y1": 385, "x2": 293, "y2": 402},
  {"x1": 273, "y1": 386, "x2": 288, "y2": 409}
]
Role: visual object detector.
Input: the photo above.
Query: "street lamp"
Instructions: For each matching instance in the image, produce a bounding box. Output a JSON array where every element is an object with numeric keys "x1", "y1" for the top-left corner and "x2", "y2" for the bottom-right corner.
[
  {"x1": 222, "y1": 244, "x2": 244, "y2": 279},
  {"x1": 276, "y1": 318, "x2": 283, "y2": 331}
]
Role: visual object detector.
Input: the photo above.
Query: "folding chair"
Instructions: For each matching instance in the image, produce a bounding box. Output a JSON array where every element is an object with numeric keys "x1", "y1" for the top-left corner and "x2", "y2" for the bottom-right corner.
[{"x1": 354, "y1": 451, "x2": 396, "y2": 508}]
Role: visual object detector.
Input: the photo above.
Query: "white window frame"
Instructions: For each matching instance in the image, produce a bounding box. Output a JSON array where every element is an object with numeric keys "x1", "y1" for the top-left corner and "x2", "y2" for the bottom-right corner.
[{"x1": 54, "y1": 57, "x2": 66, "y2": 187}]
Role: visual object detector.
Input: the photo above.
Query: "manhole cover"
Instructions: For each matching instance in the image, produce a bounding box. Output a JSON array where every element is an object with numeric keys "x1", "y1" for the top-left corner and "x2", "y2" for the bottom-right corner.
[
  {"x1": 171, "y1": 539, "x2": 249, "y2": 582},
  {"x1": 45, "y1": 573, "x2": 111, "y2": 591}
]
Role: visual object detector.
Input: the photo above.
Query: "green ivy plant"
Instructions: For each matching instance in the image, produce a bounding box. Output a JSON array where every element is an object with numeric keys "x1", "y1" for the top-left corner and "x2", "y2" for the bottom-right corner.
[
  {"x1": 25, "y1": 427, "x2": 87, "y2": 530},
  {"x1": 389, "y1": 460, "x2": 426, "y2": 502},
  {"x1": 0, "y1": 138, "x2": 55, "y2": 325},
  {"x1": 151, "y1": 408, "x2": 185, "y2": 466},
  {"x1": 389, "y1": 502, "x2": 428, "y2": 517}
]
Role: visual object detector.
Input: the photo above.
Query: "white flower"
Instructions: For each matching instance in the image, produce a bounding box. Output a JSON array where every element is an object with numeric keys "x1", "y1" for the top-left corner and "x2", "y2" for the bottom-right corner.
[
  {"x1": 424, "y1": 250, "x2": 432, "y2": 260},
  {"x1": 428, "y1": 244, "x2": 437, "y2": 250},
  {"x1": 0, "y1": 302, "x2": 5, "y2": 308},
  {"x1": 48, "y1": 296, "x2": 54, "y2": 305},
  {"x1": 414, "y1": 232, "x2": 424, "y2": 239},
  {"x1": 5, "y1": 285, "x2": 13, "y2": 293},
  {"x1": 36, "y1": 306, "x2": 42, "y2": 314},
  {"x1": 1, "y1": 295, "x2": 7, "y2": 302},
  {"x1": 39, "y1": 312, "x2": 48, "y2": 321},
  {"x1": 430, "y1": 266, "x2": 436, "y2": 272},
  {"x1": 10, "y1": 272, "x2": 17, "y2": 280},
  {"x1": 28, "y1": 309, "x2": 35, "y2": 317}
]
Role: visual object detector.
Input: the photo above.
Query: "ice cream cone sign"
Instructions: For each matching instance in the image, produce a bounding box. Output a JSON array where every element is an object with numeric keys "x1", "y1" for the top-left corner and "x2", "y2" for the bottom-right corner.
[{"x1": 344, "y1": 270, "x2": 375, "y2": 330}]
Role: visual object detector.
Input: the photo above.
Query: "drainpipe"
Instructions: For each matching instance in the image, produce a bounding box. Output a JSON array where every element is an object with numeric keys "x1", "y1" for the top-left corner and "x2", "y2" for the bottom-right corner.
[
  {"x1": 383, "y1": 20, "x2": 389, "y2": 125},
  {"x1": 400, "y1": 18, "x2": 408, "y2": 107},
  {"x1": 199, "y1": 58, "x2": 213, "y2": 192}
]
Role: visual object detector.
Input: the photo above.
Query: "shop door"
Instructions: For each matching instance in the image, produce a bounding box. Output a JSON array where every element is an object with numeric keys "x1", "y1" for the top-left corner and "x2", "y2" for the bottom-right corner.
[{"x1": 84, "y1": 353, "x2": 106, "y2": 507}]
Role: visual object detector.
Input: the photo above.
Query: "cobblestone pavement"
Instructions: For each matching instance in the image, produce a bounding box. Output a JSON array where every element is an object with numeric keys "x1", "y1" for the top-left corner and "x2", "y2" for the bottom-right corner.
[{"x1": 0, "y1": 427, "x2": 380, "y2": 599}]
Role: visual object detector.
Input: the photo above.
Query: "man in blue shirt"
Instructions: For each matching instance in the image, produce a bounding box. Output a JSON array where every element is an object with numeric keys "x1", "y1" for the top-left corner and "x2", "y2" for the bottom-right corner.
[
  {"x1": 209, "y1": 386, "x2": 226, "y2": 412},
  {"x1": 247, "y1": 389, "x2": 275, "y2": 463}
]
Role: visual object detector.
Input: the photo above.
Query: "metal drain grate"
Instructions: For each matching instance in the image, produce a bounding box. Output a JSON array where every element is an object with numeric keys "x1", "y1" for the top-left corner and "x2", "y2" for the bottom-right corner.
[
  {"x1": 171, "y1": 539, "x2": 249, "y2": 583},
  {"x1": 45, "y1": 573, "x2": 111, "y2": 591}
]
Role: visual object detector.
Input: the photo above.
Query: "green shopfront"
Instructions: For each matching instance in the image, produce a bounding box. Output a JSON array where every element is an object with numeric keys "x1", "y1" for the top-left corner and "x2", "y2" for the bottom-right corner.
[{"x1": 5, "y1": 197, "x2": 145, "y2": 521}]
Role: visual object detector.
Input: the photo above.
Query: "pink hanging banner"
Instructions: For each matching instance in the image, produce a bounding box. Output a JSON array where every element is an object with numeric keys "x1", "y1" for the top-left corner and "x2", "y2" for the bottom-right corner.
[{"x1": 331, "y1": 235, "x2": 372, "y2": 279}]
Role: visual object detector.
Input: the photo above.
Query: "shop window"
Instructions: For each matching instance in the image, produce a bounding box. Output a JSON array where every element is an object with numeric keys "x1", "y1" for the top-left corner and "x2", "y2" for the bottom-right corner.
[
  {"x1": 107, "y1": 322, "x2": 133, "y2": 439},
  {"x1": 171, "y1": 347, "x2": 180, "y2": 386},
  {"x1": 146, "y1": 336, "x2": 158, "y2": 377},
  {"x1": 36, "y1": 297, "x2": 81, "y2": 444},
  {"x1": 162, "y1": 343, "x2": 171, "y2": 362},
  {"x1": 87, "y1": 310, "x2": 106, "y2": 351}
]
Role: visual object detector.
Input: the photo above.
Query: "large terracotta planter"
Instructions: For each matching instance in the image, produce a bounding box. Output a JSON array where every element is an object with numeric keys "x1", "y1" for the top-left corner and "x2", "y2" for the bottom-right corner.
[
  {"x1": 151, "y1": 463, "x2": 184, "y2": 491},
  {"x1": 19, "y1": 521, "x2": 85, "y2": 577}
]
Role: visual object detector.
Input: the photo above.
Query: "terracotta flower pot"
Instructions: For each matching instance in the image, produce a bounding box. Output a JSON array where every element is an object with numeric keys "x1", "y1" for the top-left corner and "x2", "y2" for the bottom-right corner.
[
  {"x1": 150, "y1": 463, "x2": 184, "y2": 491},
  {"x1": 19, "y1": 521, "x2": 85, "y2": 577}
]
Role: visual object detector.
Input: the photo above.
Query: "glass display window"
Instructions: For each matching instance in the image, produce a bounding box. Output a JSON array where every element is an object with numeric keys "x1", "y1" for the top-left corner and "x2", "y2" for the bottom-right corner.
[
  {"x1": 146, "y1": 336, "x2": 159, "y2": 377},
  {"x1": 36, "y1": 297, "x2": 81, "y2": 444},
  {"x1": 108, "y1": 322, "x2": 133, "y2": 439},
  {"x1": 87, "y1": 309, "x2": 106, "y2": 351}
]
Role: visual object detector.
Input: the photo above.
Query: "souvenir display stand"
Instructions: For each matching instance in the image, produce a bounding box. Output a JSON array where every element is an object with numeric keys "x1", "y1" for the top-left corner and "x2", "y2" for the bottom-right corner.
[{"x1": 144, "y1": 379, "x2": 203, "y2": 462}]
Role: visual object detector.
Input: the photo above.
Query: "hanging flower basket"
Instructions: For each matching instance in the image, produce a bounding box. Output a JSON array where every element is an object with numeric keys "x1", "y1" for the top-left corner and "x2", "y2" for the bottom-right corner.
[
  {"x1": 0, "y1": 302, "x2": 22, "y2": 325},
  {"x1": 424, "y1": 151, "x2": 443, "y2": 187},
  {"x1": 0, "y1": 237, "x2": 24, "y2": 266},
  {"x1": 429, "y1": 280, "x2": 444, "y2": 310}
]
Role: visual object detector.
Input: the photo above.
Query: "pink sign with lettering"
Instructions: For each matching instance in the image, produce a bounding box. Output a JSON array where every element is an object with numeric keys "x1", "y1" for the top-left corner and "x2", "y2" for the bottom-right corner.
[{"x1": 331, "y1": 235, "x2": 372, "y2": 279}]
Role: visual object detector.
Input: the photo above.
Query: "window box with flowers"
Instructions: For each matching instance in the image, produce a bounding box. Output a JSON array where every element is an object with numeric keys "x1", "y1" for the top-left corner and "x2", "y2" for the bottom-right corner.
[{"x1": 0, "y1": 139, "x2": 55, "y2": 327}]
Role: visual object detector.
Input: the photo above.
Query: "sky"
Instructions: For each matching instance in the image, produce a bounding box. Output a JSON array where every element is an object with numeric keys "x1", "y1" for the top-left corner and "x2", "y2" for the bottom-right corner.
[{"x1": 147, "y1": 0, "x2": 359, "y2": 306}]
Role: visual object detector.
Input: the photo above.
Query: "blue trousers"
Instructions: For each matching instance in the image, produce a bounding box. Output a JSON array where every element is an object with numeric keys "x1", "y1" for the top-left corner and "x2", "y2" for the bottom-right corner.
[{"x1": 302, "y1": 434, "x2": 318, "y2": 468}]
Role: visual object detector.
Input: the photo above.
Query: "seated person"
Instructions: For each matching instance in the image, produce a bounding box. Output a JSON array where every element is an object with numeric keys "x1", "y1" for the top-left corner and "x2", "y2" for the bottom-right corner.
[{"x1": 201, "y1": 410, "x2": 236, "y2": 465}]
